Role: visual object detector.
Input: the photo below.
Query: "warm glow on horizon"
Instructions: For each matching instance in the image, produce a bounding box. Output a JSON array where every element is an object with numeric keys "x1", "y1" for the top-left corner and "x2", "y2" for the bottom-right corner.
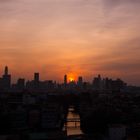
[
  {"x1": 67, "y1": 73, "x2": 76, "y2": 82},
  {"x1": 0, "y1": 0, "x2": 140, "y2": 86},
  {"x1": 69, "y1": 77, "x2": 74, "y2": 82}
]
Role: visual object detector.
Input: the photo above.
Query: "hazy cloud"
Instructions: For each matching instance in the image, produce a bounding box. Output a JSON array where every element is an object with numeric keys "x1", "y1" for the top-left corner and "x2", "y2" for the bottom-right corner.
[
  {"x1": 0, "y1": 0, "x2": 140, "y2": 85},
  {"x1": 103, "y1": 0, "x2": 140, "y2": 8}
]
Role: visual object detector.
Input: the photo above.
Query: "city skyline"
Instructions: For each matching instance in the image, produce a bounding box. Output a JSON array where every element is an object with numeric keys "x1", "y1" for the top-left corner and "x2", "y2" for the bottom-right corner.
[
  {"x1": 0, "y1": 66, "x2": 126, "y2": 92},
  {"x1": 0, "y1": 65, "x2": 138, "y2": 86},
  {"x1": 0, "y1": 66, "x2": 125, "y2": 84},
  {"x1": 0, "y1": 0, "x2": 140, "y2": 86}
]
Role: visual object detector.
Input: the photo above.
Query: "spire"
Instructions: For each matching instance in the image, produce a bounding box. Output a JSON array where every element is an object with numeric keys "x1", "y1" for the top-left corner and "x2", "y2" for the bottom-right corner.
[
  {"x1": 4, "y1": 66, "x2": 8, "y2": 75},
  {"x1": 64, "y1": 74, "x2": 67, "y2": 85}
]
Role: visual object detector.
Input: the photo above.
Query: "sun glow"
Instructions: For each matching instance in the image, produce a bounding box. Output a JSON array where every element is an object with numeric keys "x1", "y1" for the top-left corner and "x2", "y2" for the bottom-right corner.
[
  {"x1": 68, "y1": 73, "x2": 76, "y2": 82},
  {"x1": 69, "y1": 77, "x2": 74, "y2": 82}
]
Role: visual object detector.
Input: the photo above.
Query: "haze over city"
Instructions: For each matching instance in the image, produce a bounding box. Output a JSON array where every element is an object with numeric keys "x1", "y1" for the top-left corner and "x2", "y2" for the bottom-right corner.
[{"x1": 0, "y1": 0, "x2": 140, "y2": 86}]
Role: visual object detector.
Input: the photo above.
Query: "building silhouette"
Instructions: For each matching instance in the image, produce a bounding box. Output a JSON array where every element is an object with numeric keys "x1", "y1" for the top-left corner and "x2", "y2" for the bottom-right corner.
[
  {"x1": 0, "y1": 66, "x2": 128, "y2": 92},
  {"x1": 64, "y1": 74, "x2": 67, "y2": 87},
  {"x1": 17, "y1": 78, "x2": 25, "y2": 90},
  {"x1": 34, "y1": 73, "x2": 40, "y2": 89},
  {"x1": 93, "y1": 74, "x2": 102, "y2": 90},
  {"x1": 77, "y1": 76, "x2": 83, "y2": 88},
  {"x1": 2, "y1": 66, "x2": 11, "y2": 90}
]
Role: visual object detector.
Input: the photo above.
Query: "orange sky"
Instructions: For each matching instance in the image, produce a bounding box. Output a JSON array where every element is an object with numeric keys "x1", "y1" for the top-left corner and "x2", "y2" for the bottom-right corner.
[{"x1": 0, "y1": 0, "x2": 140, "y2": 85}]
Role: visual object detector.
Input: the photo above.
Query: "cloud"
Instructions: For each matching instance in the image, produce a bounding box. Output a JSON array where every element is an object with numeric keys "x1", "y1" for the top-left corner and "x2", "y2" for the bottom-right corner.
[
  {"x1": 102, "y1": 0, "x2": 140, "y2": 18},
  {"x1": 103, "y1": 0, "x2": 140, "y2": 8},
  {"x1": 0, "y1": 0, "x2": 17, "y2": 2},
  {"x1": 0, "y1": 0, "x2": 139, "y2": 85}
]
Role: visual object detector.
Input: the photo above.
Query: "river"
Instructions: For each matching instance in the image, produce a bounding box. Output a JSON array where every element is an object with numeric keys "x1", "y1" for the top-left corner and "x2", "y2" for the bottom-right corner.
[{"x1": 64, "y1": 106, "x2": 83, "y2": 136}]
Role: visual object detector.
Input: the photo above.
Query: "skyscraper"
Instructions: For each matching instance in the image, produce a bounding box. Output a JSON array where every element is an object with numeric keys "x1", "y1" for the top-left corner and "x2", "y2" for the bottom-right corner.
[
  {"x1": 78, "y1": 76, "x2": 83, "y2": 84},
  {"x1": 34, "y1": 73, "x2": 39, "y2": 82},
  {"x1": 17, "y1": 78, "x2": 25, "y2": 90},
  {"x1": 77, "y1": 76, "x2": 83, "y2": 88},
  {"x1": 93, "y1": 74, "x2": 102, "y2": 90},
  {"x1": 34, "y1": 73, "x2": 40, "y2": 89},
  {"x1": 5, "y1": 66, "x2": 8, "y2": 75},
  {"x1": 2, "y1": 66, "x2": 11, "y2": 90},
  {"x1": 64, "y1": 74, "x2": 67, "y2": 87}
]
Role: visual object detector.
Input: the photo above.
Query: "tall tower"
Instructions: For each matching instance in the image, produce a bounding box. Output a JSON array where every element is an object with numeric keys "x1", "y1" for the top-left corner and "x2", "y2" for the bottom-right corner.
[
  {"x1": 78, "y1": 76, "x2": 83, "y2": 83},
  {"x1": 2, "y1": 66, "x2": 11, "y2": 89},
  {"x1": 78, "y1": 76, "x2": 83, "y2": 88},
  {"x1": 34, "y1": 73, "x2": 40, "y2": 89},
  {"x1": 4, "y1": 66, "x2": 8, "y2": 75},
  {"x1": 34, "y1": 73, "x2": 39, "y2": 82},
  {"x1": 64, "y1": 74, "x2": 67, "y2": 86}
]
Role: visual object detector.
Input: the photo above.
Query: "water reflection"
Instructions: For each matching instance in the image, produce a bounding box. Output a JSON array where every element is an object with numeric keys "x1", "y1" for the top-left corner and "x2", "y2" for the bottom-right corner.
[{"x1": 66, "y1": 107, "x2": 83, "y2": 136}]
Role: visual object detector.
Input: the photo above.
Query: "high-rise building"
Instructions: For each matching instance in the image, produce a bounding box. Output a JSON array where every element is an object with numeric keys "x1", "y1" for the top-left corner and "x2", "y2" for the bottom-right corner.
[
  {"x1": 78, "y1": 76, "x2": 83, "y2": 83},
  {"x1": 17, "y1": 78, "x2": 25, "y2": 90},
  {"x1": 34, "y1": 73, "x2": 40, "y2": 89},
  {"x1": 2, "y1": 66, "x2": 11, "y2": 90},
  {"x1": 0, "y1": 78, "x2": 3, "y2": 89},
  {"x1": 93, "y1": 74, "x2": 102, "y2": 90},
  {"x1": 78, "y1": 76, "x2": 83, "y2": 88},
  {"x1": 5, "y1": 66, "x2": 8, "y2": 75},
  {"x1": 34, "y1": 73, "x2": 39, "y2": 82},
  {"x1": 64, "y1": 74, "x2": 67, "y2": 87}
]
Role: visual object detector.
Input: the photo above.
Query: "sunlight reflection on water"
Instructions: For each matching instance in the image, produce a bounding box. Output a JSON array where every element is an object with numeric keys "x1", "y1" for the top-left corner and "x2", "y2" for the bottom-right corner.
[{"x1": 66, "y1": 107, "x2": 83, "y2": 136}]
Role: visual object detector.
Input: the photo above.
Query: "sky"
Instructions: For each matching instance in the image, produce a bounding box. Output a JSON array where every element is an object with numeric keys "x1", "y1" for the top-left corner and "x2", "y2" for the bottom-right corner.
[{"x1": 0, "y1": 0, "x2": 140, "y2": 85}]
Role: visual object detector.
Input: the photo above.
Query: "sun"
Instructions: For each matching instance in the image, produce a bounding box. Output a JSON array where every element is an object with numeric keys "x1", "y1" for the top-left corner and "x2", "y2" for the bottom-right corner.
[
  {"x1": 67, "y1": 73, "x2": 76, "y2": 82},
  {"x1": 69, "y1": 77, "x2": 74, "y2": 82}
]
